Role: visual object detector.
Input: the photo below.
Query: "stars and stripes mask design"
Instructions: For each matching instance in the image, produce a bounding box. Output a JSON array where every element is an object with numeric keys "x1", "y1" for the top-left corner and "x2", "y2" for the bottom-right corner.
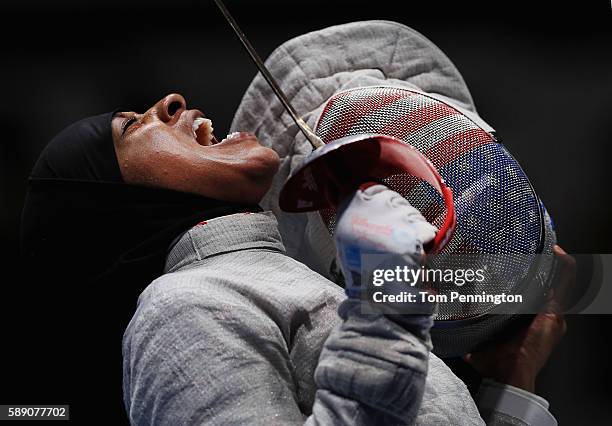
[{"x1": 315, "y1": 86, "x2": 556, "y2": 356}]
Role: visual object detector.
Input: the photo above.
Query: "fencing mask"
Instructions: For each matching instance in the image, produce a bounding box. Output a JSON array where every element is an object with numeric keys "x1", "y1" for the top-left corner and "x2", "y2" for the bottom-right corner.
[{"x1": 309, "y1": 85, "x2": 557, "y2": 357}]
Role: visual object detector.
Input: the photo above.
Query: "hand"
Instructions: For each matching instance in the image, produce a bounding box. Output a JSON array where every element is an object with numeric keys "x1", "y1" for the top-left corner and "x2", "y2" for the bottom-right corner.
[
  {"x1": 464, "y1": 245, "x2": 574, "y2": 392},
  {"x1": 334, "y1": 183, "x2": 437, "y2": 299}
]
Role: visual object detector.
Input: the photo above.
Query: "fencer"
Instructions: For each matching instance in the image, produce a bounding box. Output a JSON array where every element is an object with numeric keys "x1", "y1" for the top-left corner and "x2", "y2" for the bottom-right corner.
[{"x1": 21, "y1": 20, "x2": 567, "y2": 426}]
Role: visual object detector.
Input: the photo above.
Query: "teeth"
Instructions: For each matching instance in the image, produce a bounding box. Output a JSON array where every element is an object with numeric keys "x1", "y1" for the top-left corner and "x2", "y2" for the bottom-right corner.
[
  {"x1": 226, "y1": 132, "x2": 241, "y2": 140},
  {"x1": 192, "y1": 117, "x2": 214, "y2": 144},
  {"x1": 193, "y1": 117, "x2": 213, "y2": 134}
]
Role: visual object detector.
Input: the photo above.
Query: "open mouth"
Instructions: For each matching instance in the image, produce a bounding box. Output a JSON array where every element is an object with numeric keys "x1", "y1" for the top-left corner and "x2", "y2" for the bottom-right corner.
[{"x1": 192, "y1": 117, "x2": 216, "y2": 146}]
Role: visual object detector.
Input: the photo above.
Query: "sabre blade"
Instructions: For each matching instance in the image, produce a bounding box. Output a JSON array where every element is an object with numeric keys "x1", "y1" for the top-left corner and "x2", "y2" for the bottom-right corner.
[{"x1": 213, "y1": 0, "x2": 323, "y2": 149}]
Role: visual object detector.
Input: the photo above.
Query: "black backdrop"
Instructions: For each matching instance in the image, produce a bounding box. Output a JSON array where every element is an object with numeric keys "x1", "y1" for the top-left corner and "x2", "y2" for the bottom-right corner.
[{"x1": 1, "y1": 0, "x2": 611, "y2": 424}]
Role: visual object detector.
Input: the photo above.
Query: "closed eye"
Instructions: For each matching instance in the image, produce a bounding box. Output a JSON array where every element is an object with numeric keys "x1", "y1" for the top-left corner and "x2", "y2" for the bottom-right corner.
[{"x1": 121, "y1": 117, "x2": 138, "y2": 135}]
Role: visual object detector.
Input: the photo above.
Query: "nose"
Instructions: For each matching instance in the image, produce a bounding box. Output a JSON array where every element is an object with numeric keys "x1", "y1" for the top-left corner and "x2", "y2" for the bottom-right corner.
[{"x1": 154, "y1": 93, "x2": 187, "y2": 123}]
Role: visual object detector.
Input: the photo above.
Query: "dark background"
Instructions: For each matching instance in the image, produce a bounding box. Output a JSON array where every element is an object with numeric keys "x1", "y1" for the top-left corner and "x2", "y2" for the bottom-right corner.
[{"x1": 1, "y1": 0, "x2": 611, "y2": 424}]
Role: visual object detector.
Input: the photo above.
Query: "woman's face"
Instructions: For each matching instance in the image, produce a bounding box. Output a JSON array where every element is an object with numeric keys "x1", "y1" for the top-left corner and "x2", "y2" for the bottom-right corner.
[{"x1": 111, "y1": 93, "x2": 280, "y2": 204}]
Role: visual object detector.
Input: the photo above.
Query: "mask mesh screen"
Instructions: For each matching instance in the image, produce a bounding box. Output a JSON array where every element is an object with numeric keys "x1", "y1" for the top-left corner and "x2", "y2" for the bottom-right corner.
[{"x1": 316, "y1": 86, "x2": 544, "y2": 321}]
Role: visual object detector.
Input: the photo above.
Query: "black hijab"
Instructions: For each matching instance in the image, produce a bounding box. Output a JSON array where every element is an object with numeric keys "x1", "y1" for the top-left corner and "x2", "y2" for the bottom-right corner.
[{"x1": 21, "y1": 112, "x2": 258, "y2": 287}]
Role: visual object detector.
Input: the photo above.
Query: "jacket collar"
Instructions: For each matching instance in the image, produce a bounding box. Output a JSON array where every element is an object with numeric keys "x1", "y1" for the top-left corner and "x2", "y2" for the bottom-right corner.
[{"x1": 164, "y1": 211, "x2": 285, "y2": 273}]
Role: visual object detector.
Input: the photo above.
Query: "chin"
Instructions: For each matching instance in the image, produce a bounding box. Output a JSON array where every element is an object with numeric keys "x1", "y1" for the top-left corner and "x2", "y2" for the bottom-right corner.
[{"x1": 249, "y1": 146, "x2": 281, "y2": 179}]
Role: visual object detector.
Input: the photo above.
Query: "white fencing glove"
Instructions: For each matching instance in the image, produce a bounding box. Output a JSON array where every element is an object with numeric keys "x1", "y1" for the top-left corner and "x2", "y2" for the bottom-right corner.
[{"x1": 334, "y1": 183, "x2": 438, "y2": 319}]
